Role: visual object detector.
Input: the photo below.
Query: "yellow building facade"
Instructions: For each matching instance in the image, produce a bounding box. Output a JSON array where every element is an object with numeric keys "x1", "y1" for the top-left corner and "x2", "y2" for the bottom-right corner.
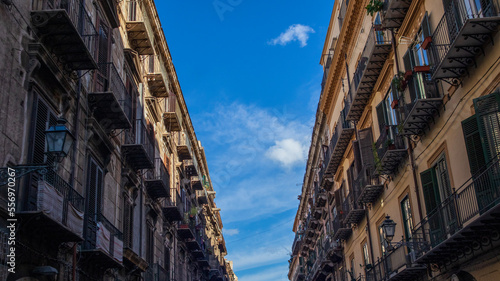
[{"x1": 289, "y1": 0, "x2": 500, "y2": 281}]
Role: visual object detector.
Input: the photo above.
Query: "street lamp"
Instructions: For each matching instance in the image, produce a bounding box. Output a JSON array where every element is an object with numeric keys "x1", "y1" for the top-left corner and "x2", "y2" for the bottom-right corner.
[
  {"x1": 45, "y1": 118, "x2": 75, "y2": 162},
  {"x1": 381, "y1": 215, "x2": 396, "y2": 243},
  {"x1": 0, "y1": 117, "x2": 74, "y2": 185}
]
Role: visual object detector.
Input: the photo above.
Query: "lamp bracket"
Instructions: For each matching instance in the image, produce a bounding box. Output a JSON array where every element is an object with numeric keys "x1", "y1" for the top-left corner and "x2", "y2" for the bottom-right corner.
[{"x1": 0, "y1": 164, "x2": 52, "y2": 186}]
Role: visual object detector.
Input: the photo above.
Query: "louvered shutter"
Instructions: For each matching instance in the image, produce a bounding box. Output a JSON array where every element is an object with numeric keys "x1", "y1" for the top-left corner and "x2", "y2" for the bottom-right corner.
[
  {"x1": 420, "y1": 168, "x2": 440, "y2": 215},
  {"x1": 353, "y1": 141, "x2": 362, "y2": 176},
  {"x1": 422, "y1": 12, "x2": 432, "y2": 38},
  {"x1": 473, "y1": 92, "x2": 500, "y2": 161},
  {"x1": 376, "y1": 102, "x2": 386, "y2": 133},
  {"x1": 462, "y1": 115, "x2": 486, "y2": 175},
  {"x1": 359, "y1": 127, "x2": 375, "y2": 169},
  {"x1": 403, "y1": 50, "x2": 413, "y2": 72}
]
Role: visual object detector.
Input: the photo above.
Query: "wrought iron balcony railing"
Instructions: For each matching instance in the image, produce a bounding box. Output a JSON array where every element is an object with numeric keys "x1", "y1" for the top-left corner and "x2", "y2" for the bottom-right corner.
[
  {"x1": 342, "y1": 186, "x2": 366, "y2": 225},
  {"x1": 373, "y1": 125, "x2": 407, "y2": 176},
  {"x1": 18, "y1": 169, "x2": 84, "y2": 242},
  {"x1": 124, "y1": 0, "x2": 154, "y2": 55},
  {"x1": 357, "y1": 166, "x2": 384, "y2": 205},
  {"x1": 82, "y1": 213, "x2": 123, "y2": 268},
  {"x1": 145, "y1": 158, "x2": 170, "y2": 199},
  {"x1": 320, "y1": 109, "x2": 355, "y2": 187},
  {"x1": 31, "y1": 0, "x2": 98, "y2": 70},
  {"x1": 175, "y1": 131, "x2": 193, "y2": 161},
  {"x1": 122, "y1": 119, "x2": 155, "y2": 170},
  {"x1": 143, "y1": 55, "x2": 168, "y2": 97},
  {"x1": 431, "y1": 0, "x2": 500, "y2": 83},
  {"x1": 411, "y1": 153, "x2": 500, "y2": 266},
  {"x1": 399, "y1": 72, "x2": 442, "y2": 136},
  {"x1": 347, "y1": 28, "x2": 392, "y2": 122},
  {"x1": 162, "y1": 195, "x2": 184, "y2": 223},
  {"x1": 380, "y1": 0, "x2": 413, "y2": 29},
  {"x1": 89, "y1": 62, "x2": 133, "y2": 131}
]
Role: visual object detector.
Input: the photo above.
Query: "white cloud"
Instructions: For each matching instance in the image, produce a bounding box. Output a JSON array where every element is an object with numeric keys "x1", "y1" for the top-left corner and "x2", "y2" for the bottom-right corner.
[
  {"x1": 266, "y1": 138, "x2": 307, "y2": 167},
  {"x1": 239, "y1": 265, "x2": 290, "y2": 281},
  {"x1": 269, "y1": 24, "x2": 315, "y2": 47},
  {"x1": 223, "y1": 228, "x2": 240, "y2": 236}
]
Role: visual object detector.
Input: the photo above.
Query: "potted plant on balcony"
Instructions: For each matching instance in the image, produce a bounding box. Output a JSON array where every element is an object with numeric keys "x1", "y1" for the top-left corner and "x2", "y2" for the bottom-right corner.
[
  {"x1": 385, "y1": 139, "x2": 395, "y2": 150},
  {"x1": 365, "y1": 0, "x2": 384, "y2": 16},
  {"x1": 421, "y1": 36, "x2": 432, "y2": 50},
  {"x1": 392, "y1": 72, "x2": 406, "y2": 92},
  {"x1": 413, "y1": 64, "x2": 431, "y2": 73},
  {"x1": 372, "y1": 142, "x2": 383, "y2": 175},
  {"x1": 189, "y1": 206, "x2": 197, "y2": 219}
]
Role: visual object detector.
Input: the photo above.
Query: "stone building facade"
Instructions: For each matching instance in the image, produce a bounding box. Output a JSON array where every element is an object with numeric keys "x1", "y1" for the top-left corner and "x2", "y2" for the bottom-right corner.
[
  {"x1": 289, "y1": 0, "x2": 500, "y2": 281},
  {"x1": 0, "y1": 0, "x2": 237, "y2": 280}
]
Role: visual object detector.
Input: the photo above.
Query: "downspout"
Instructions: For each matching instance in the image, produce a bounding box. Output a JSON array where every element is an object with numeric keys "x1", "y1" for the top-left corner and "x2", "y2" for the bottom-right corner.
[{"x1": 391, "y1": 29, "x2": 424, "y2": 222}]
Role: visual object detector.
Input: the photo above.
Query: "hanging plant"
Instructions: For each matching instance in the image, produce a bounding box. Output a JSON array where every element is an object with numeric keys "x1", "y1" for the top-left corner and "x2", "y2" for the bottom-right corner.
[
  {"x1": 366, "y1": 0, "x2": 384, "y2": 16},
  {"x1": 392, "y1": 72, "x2": 406, "y2": 92},
  {"x1": 372, "y1": 142, "x2": 382, "y2": 174}
]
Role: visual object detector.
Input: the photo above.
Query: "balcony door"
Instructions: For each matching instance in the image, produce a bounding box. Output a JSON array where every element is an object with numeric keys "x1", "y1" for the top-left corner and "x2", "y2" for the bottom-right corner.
[
  {"x1": 84, "y1": 156, "x2": 104, "y2": 249},
  {"x1": 94, "y1": 19, "x2": 111, "y2": 92}
]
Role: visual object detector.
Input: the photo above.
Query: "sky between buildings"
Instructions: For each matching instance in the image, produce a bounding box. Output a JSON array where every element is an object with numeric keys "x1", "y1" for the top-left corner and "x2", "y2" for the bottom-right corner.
[{"x1": 157, "y1": 1, "x2": 334, "y2": 280}]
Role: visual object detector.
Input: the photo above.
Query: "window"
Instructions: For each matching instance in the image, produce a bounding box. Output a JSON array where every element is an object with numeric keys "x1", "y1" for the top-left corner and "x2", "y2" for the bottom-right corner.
[
  {"x1": 462, "y1": 90, "x2": 500, "y2": 211},
  {"x1": 403, "y1": 13, "x2": 431, "y2": 71},
  {"x1": 146, "y1": 221, "x2": 154, "y2": 263},
  {"x1": 31, "y1": 96, "x2": 57, "y2": 165},
  {"x1": 400, "y1": 196, "x2": 414, "y2": 240},
  {"x1": 376, "y1": 89, "x2": 399, "y2": 132},
  {"x1": 350, "y1": 255, "x2": 355, "y2": 278},
  {"x1": 123, "y1": 196, "x2": 134, "y2": 249},
  {"x1": 362, "y1": 242, "x2": 370, "y2": 266}
]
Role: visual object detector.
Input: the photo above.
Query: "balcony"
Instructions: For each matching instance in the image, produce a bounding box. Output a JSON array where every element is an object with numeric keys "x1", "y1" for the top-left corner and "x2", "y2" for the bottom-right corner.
[
  {"x1": 346, "y1": 29, "x2": 392, "y2": 122},
  {"x1": 400, "y1": 72, "x2": 442, "y2": 136},
  {"x1": 81, "y1": 213, "x2": 123, "y2": 268},
  {"x1": 31, "y1": 0, "x2": 97, "y2": 70},
  {"x1": 144, "y1": 55, "x2": 168, "y2": 97},
  {"x1": 366, "y1": 242, "x2": 426, "y2": 281},
  {"x1": 145, "y1": 97, "x2": 162, "y2": 123},
  {"x1": 163, "y1": 94, "x2": 183, "y2": 132},
  {"x1": 192, "y1": 176, "x2": 203, "y2": 190},
  {"x1": 124, "y1": 0, "x2": 154, "y2": 55},
  {"x1": 357, "y1": 166, "x2": 384, "y2": 205},
  {"x1": 122, "y1": 119, "x2": 155, "y2": 170},
  {"x1": 431, "y1": 0, "x2": 500, "y2": 83},
  {"x1": 162, "y1": 196, "x2": 183, "y2": 223},
  {"x1": 197, "y1": 189, "x2": 209, "y2": 205},
  {"x1": 17, "y1": 170, "x2": 84, "y2": 242},
  {"x1": 177, "y1": 219, "x2": 196, "y2": 240},
  {"x1": 88, "y1": 62, "x2": 133, "y2": 131},
  {"x1": 381, "y1": 0, "x2": 413, "y2": 29},
  {"x1": 373, "y1": 125, "x2": 407, "y2": 176},
  {"x1": 186, "y1": 232, "x2": 203, "y2": 252},
  {"x1": 343, "y1": 188, "x2": 366, "y2": 225},
  {"x1": 145, "y1": 158, "x2": 170, "y2": 199},
  {"x1": 292, "y1": 234, "x2": 303, "y2": 256},
  {"x1": 184, "y1": 160, "x2": 198, "y2": 177},
  {"x1": 175, "y1": 132, "x2": 192, "y2": 161},
  {"x1": 320, "y1": 110, "x2": 355, "y2": 186},
  {"x1": 332, "y1": 212, "x2": 352, "y2": 241},
  {"x1": 411, "y1": 154, "x2": 500, "y2": 267}
]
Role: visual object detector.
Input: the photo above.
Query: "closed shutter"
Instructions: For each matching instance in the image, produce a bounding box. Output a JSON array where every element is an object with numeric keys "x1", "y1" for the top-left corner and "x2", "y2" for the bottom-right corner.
[
  {"x1": 359, "y1": 127, "x2": 375, "y2": 169},
  {"x1": 84, "y1": 157, "x2": 104, "y2": 248},
  {"x1": 422, "y1": 12, "x2": 432, "y2": 38},
  {"x1": 420, "y1": 168, "x2": 440, "y2": 215},
  {"x1": 403, "y1": 50, "x2": 413, "y2": 72},
  {"x1": 473, "y1": 92, "x2": 500, "y2": 161},
  {"x1": 353, "y1": 141, "x2": 362, "y2": 176},
  {"x1": 462, "y1": 115, "x2": 486, "y2": 175},
  {"x1": 376, "y1": 102, "x2": 386, "y2": 133}
]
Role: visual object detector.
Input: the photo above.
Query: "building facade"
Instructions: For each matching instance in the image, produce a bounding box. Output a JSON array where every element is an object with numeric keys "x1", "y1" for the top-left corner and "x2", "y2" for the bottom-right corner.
[
  {"x1": 0, "y1": 0, "x2": 236, "y2": 280},
  {"x1": 289, "y1": 0, "x2": 500, "y2": 281}
]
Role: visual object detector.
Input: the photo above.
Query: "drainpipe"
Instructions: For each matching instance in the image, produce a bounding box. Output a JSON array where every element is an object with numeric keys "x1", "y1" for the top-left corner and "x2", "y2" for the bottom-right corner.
[
  {"x1": 365, "y1": 211, "x2": 375, "y2": 272},
  {"x1": 391, "y1": 29, "x2": 425, "y2": 223}
]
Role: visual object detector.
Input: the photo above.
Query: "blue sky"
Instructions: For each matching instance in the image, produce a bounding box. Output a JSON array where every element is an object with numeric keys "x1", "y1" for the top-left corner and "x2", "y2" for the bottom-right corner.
[{"x1": 157, "y1": 1, "x2": 333, "y2": 280}]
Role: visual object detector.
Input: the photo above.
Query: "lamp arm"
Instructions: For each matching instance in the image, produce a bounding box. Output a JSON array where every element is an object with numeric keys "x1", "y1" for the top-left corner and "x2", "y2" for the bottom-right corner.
[{"x1": 0, "y1": 165, "x2": 51, "y2": 186}]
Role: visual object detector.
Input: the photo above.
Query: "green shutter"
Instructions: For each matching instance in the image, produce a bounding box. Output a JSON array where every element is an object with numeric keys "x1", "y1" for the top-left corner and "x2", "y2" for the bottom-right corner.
[
  {"x1": 376, "y1": 102, "x2": 386, "y2": 133},
  {"x1": 462, "y1": 115, "x2": 486, "y2": 175},
  {"x1": 403, "y1": 50, "x2": 413, "y2": 72},
  {"x1": 421, "y1": 12, "x2": 431, "y2": 38},
  {"x1": 420, "y1": 168, "x2": 440, "y2": 215},
  {"x1": 473, "y1": 92, "x2": 500, "y2": 161}
]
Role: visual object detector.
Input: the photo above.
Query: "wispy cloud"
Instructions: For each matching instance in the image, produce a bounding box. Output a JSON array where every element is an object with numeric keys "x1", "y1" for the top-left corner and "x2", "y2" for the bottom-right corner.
[
  {"x1": 266, "y1": 138, "x2": 307, "y2": 167},
  {"x1": 239, "y1": 265, "x2": 290, "y2": 281},
  {"x1": 269, "y1": 24, "x2": 315, "y2": 47},
  {"x1": 223, "y1": 228, "x2": 240, "y2": 236}
]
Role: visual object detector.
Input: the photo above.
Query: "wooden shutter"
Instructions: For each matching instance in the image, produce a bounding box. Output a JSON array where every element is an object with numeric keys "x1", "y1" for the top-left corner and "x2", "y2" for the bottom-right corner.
[
  {"x1": 359, "y1": 127, "x2": 375, "y2": 169},
  {"x1": 403, "y1": 50, "x2": 413, "y2": 72},
  {"x1": 420, "y1": 168, "x2": 440, "y2": 215},
  {"x1": 473, "y1": 92, "x2": 500, "y2": 161},
  {"x1": 376, "y1": 102, "x2": 386, "y2": 133},
  {"x1": 462, "y1": 115, "x2": 486, "y2": 175},
  {"x1": 353, "y1": 141, "x2": 362, "y2": 176},
  {"x1": 421, "y1": 12, "x2": 432, "y2": 38}
]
